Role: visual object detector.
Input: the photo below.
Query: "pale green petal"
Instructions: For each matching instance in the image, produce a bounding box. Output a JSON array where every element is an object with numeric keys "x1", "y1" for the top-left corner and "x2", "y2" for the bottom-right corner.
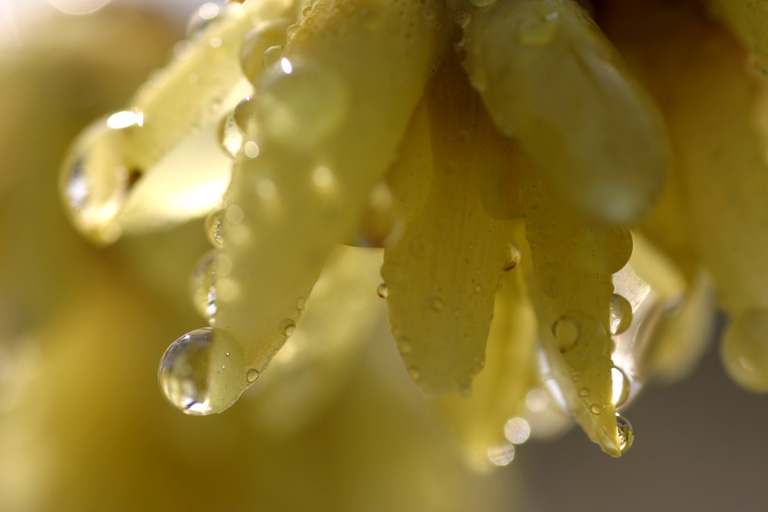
[
  {"x1": 459, "y1": 0, "x2": 669, "y2": 225},
  {"x1": 215, "y1": 0, "x2": 450, "y2": 392}
]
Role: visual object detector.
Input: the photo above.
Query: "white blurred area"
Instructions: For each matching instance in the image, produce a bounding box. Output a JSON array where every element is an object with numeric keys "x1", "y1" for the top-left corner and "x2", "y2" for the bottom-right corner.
[{"x1": 0, "y1": 0, "x2": 200, "y2": 45}]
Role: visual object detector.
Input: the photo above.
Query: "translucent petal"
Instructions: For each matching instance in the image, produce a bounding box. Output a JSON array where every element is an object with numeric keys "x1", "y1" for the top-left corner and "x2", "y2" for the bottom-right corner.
[
  {"x1": 244, "y1": 246, "x2": 385, "y2": 434},
  {"x1": 60, "y1": 0, "x2": 296, "y2": 243},
  {"x1": 434, "y1": 222, "x2": 538, "y2": 469},
  {"x1": 460, "y1": 0, "x2": 669, "y2": 225},
  {"x1": 382, "y1": 60, "x2": 516, "y2": 395},
  {"x1": 214, "y1": 0, "x2": 450, "y2": 393},
  {"x1": 521, "y1": 160, "x2": 631, "y2": 457},
  {"x1": 709, "y1": 0, "x2": 768, "y2": 74}
]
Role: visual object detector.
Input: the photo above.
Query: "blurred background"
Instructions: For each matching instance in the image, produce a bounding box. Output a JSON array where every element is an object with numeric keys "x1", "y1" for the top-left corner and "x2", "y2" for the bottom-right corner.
[{"x1": 0, "y1": 1, "x2": 767, "y2": 511}]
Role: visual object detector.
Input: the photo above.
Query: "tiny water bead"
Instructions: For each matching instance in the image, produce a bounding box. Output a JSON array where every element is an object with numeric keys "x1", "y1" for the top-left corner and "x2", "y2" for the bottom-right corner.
[
  {"x1": 553, "y1": 315, "x2": 579, "y2": 352},
  {"x1": 190, "y1": 251, "x2": 218, "y2": 321},
  {"x1": 518, "y1": 11, "x2": 561, "y2": 46},
  {"x1": 218, "y1": 111, "x2": 243, "y2": 157},
  {"x1": 240, "y1": 18, "x2": 292, "y2": 83},
  {"x1": 376, "y1": 283, "x2": 389, "y2": 298},
  {"x1": 503, "y1": 242, "x2": 521, "y2": 271},
  {"x1": 279, "y1": 318, "x2": 297, "y2": 338},
  {"x1": 609, "y1": 293, "x2": 633, "y2": 335},
  {"x1": 256, "y1": 58, "x2": 348, "y2": 148},
  {"x1": 616, "y1": 414, "x2": 634, "y2": 454},
  {"x1": 721, "y1": 308, "x2": 768, "y2": 392},
  {"x1": 158, "y1": 328, "x2": 245, "y2": 416},
  {"x1": 246, "y1": 368, "x2": 260, "y2": 383},
  {"x1": 205, "y1": 209, "x2": 225, "y2": 248}
]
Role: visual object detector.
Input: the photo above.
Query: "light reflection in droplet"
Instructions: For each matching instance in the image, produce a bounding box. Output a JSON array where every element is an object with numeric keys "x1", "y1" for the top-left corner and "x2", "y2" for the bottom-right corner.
[{"x1": 280, "y1": 57, "x2": 293, "y2": 74}]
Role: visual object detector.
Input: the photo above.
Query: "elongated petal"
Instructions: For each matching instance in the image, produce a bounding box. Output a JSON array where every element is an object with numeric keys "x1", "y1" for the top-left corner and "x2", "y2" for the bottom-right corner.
[
  {"x1": 434, "y1": 222, "x2": 537, "y2": 469},
  {"x1": 382, "y1": 60, "x2": 516, "y2": 395},
  {"x1": 214, "y1": 0, "x2": 450, "y2": 395},
  {"x1": 459, "y1": 0, "x2": 669, "y2": 225},
  {"x1": 60, "y1": 0, "x2": 295, "y2": 243},
  {"x1": 521, "y1": 159, "x2": 632, "y2": 457},
  {"x1": 245, "y1": 246, "x2": 384, "y2": 434}
]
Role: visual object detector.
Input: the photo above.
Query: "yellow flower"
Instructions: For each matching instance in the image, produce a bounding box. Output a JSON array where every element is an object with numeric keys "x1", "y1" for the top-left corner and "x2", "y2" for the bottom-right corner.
[{"x1": 56, "y1": 0, "x2": 768, "y2": 467}]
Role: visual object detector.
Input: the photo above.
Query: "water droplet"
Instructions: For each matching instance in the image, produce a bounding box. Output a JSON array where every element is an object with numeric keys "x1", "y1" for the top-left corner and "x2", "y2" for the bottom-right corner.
[
  {"x1": 487, "y1": 444, "x2": 515, "y2": 466},
  {"x1": 396, "y1": 335, "x2": 412, "y2": 354},
  {"x1": 257, "y1": 58, "x2": 347, "y2": 148},
  {"x1": 60, "y1": 111, "x2": 144, "y2": 244},
  {"x1": 240, "y1": 18, "x2": 291, "y2": 83},
  {"x1": 609, "y1": 293, "x2": 633, "y2": 335},
  {"x1": 616, "y1": 413, "x2": 634, "y2": 454},
  {"x1": 186, "y1": 2, "x2": 224, "y2": 40},
  {"x1": 503, "y1": 242, "x2": 521, "y2": 271},
  {"x1": 454, "y1": 10, "x2": 471, "y2": 28},
  {"x1": 578, "y1": 387, "x2": 591, "y2": 398},
  {"x1": 279, "y1": 318, "x2": 296, "y2": 338},
  {"x1": 376, "y1": 283, "x2": 388, "y2": 298},
  {"x1": 205, "y1": 210, "x2": 225, "y2": 248},
  {"x1": 218, "y1": 111, "x2": 243, "y2": 157},
  {"x1": 721, "y1": 309, "x2": 768, "y2": 392},
  {"x1": 473, "y1": 284, "x2": 482, "y2": 294},
  {"x1": 518, "y1": 11, "x2": 561, "y2": 46},
  {"x1": 590, "y1": 403, "x2": 604, "y2": 415},
  {"x1": 190, "y1": 251, "x2": 218, "y2": 321},
  {"x1": 470, "y1": 0, "x2": 498, "y2": 8},
  {"x1": 296, "y1": 296, "x2": 306, "y2": 311},
  {"x1": 553, "y1": 315, "x2": 579, "y2": 352},
  {"x1": 407, "y1": 365, "x2": 422, "y2": 381},
  {"x1": 429, "y1": 297, "x2": 444, "y2": 312},
  {"x1": 261, "y1": 45, "x2": 284, "y2": 70},
  {"x1": 611, "y1": 366, "x2": 631, "y2": 407},
  {"x1": 246, "y1": 368, "x2": 260, "y2": 383},
  {"x1": 158, "y1": 327, "x2": 244, "y2": 415}
]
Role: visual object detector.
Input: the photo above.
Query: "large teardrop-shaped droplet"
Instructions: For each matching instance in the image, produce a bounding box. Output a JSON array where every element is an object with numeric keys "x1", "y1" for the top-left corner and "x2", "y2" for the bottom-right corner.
[
  {"x1": 158, "y1": 327, "x2": 244, "y2": 416},
  {"x1": 615, "y1": 413, "x2": 634, "y2": 454},
  {"x1": 240, "y1": 18, "x2": 292, "y2": 83},
  {"x1": 609, "y1": 293, "x2": 633, "y2": 335},
  {"x1": 60, "y1": 111, "x2": 144, "y2": 244}
]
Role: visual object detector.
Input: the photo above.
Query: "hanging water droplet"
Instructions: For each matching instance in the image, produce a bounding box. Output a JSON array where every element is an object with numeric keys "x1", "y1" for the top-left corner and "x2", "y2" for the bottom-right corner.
[
  {"x1": 553, "y1": 315, "x2": 579, "y2": 352},
  {"x1": 258, "y1": 58, "x2": 347, "y2": 148},
  {"x1": 518, "y1": 11, "x2": 561, "y2": 46},
  {"x1": 616, "y1": 413, "x2": 634, "y2": 454},
  {"x1": 205, "y1": 209, "x2": 225, "y2": 248},
  {"x1": 397, "y1": 335, "x2": 412, "y2": 354},
  {"x1": 240, "y1": 18, "x2": 292, "y2": 83},
  {"x1": 376, "y1": 283, "x2": 389, "y2": 298},
  {"x1": 218, "y1": 111, "x2": 243, "y2": 157},
  {"x1": 158, "y1": 327, "x2": 244, "y2": 416},
  {"x1": 611, "y1": 366, "x2": 631, "y2": 407},
  {"x1": 246, "y1": 368, "x2": 260, "y2": 383},
  {"x1": 60, "y1": 111, "x2": 144, "y2": 245},
  {"x1": 429, "y1": 297, "x2": 444, "y2": 312},
  {"x1": 190, "y1": 251, "x2": 218, "y2": 321},
  {"x1": 279, "y1": 318, "x2": 296, "y2": 338},
  {"x1": 186, "y1": 2, "x2": 224, "y2": 40},
  {"x1": 503, "y1": 242, "x2": 521, "y2": 271},
  {"x1": 609, "y1": 293, "x2": 633, "y2": 335}
]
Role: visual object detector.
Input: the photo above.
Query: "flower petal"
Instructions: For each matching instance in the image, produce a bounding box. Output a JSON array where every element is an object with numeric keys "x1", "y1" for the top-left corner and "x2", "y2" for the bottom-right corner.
[
  {"x1": 382, "y1": 59, "x2": 516, "y2": 395},
  {"x1": 459, "y1": 0, "x2": 669, "y2": 225},
  {"x1": 521, "y1": 160, "x2": 631, "y2": 457},
  {"x1": 214, "y1": 0, "x2": 449, "y2": 392},
  {"x1": 434, "y1": 222, "x2": 538, "y2": 469}
]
